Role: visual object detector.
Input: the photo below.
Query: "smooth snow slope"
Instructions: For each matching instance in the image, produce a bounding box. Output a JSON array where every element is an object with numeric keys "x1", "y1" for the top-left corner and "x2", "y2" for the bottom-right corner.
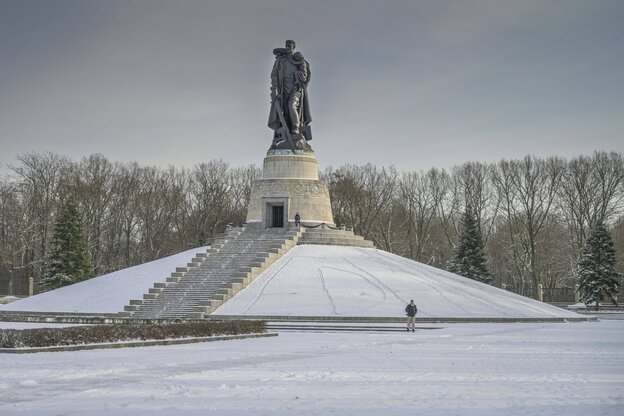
[
  {"x1": 214, "y1": 245, "x2": 580, "y2": 318},
  {"x1": 0, "y1": 247, "x2": 208, "y2": 313}
]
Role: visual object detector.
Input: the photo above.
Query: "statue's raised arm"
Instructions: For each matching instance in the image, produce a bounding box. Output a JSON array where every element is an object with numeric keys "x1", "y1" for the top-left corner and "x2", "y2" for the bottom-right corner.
[{"x1": 268, "y1": 40, "x2": 312, "y2": 151}]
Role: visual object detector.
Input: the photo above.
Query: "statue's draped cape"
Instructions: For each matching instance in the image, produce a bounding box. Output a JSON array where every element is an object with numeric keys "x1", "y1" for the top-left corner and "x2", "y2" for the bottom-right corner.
[{"x1": 268, "y1": 52, "x2": 312, "y2": 135}]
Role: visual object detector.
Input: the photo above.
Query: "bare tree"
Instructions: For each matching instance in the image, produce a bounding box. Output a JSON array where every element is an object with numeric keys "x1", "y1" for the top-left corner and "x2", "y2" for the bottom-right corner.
[
  {"x1": 228, "y1": 165, "x2": 262, "y2": 227},
  {"x1": 68, "y1": 154, "x2": 117, "y2": 275},
  {"x1": 112, "y1": 162, "x2": 142, "y2": 268},
  {"x1": 559, "y1": 152, "x2": 624, "y2": 253},
  {"x1": 491, "y1": 156, "x2": 564, "y2": 297},
  {"x1": 9, "y1": 153, "x2": 70, "y2": 286},
  {"x1": 454, "y1": 162, "x2": 500, "y2": 243},
  {"x1": 189, "y1": 160, "x2": 234, "y2": 243},
  {"x1": 396, "y1": 169, "x2": 444, "y2": 262},
  {"x1": 327, "y1": 164, "x2": 398, "y2": 242}
]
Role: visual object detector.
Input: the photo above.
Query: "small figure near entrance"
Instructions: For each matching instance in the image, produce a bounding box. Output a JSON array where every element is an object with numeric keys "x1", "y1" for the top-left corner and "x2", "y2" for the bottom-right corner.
[
  {"x1": 294, "y1": 212, "x2": 301, "y2": 227},
  {"x1": 405, "y1": 299, "x2": 418, "y2": 332}
]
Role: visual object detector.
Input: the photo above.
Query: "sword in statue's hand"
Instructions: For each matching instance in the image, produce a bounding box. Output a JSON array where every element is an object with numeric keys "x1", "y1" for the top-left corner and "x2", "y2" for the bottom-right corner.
[{"x1": 272, "y1": 95, "x2": 297, "y2": 154}]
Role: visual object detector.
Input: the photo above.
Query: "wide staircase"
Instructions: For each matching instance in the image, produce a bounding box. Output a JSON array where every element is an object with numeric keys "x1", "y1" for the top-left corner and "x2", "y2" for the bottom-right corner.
[
  {"x1": 298, "y1": 226, "x2": 375, "y2": 248},
  {"x1": 120, "y1": 227, "x2": 303, "y2": 319}
]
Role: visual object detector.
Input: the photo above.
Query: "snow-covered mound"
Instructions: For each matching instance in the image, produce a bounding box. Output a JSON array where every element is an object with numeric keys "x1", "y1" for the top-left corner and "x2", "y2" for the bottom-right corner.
[
  {"x1": 0, "y1": 247, "x2": 208, "y2": 314},
  {"x1": 2, "y1": 244, "x2": 580, "y2": 319},
  {"x1": 213, "y1": 245, "x2": 580, "y2": 318}
]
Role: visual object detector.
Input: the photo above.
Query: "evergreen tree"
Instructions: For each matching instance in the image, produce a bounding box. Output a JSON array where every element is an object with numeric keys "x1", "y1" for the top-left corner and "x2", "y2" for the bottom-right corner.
[
  {"x1": 41, "y1": 197, "x2": 91, "y2": 290},
  {"x1": 448, "y1": 207, "x2": 492, "y2": 284},
  {"x1": 576, "y1": 222, "x2": 621, "y2": 310}
]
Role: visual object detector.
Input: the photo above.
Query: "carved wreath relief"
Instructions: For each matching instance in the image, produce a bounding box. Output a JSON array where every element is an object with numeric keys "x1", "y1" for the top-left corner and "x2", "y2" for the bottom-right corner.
[{"x1": 250, "y1": 180, "x2": 329, "y2": 198}]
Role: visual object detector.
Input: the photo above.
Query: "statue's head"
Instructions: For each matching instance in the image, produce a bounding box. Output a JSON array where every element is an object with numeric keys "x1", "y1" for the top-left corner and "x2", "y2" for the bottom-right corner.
[{"x1": 285, "y1": 40, "x2": 296, "y2": 54}]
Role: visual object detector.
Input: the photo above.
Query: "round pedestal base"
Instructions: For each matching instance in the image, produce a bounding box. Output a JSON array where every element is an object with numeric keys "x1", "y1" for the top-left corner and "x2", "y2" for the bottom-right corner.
[{"x1": 246, "y1": 150, "x2": 334, "y2": 228}]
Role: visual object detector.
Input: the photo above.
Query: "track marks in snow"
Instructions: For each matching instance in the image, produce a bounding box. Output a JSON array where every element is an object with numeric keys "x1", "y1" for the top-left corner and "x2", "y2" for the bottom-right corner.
[
  {"x1": 317, "y1": 268, "x2": 337, "y2": 315},
  {"x1": 242, "y1": 257, "x2": 294, "y2": 314},
  {"x1": 370, "y1": 251, "x2": 472, "y2": 316},
  {"x1": 371, "y1": 251, "x2": 569, "y2": 318},
  {"x1": 322, "y1": 265, "x2": 387, "y2": 314},
  {"x1": 323, "y1": 266, "x2": 387, "y2": 303},
  {"x1": 344, "y1": 258, "x2": 408, "y2": 305}
]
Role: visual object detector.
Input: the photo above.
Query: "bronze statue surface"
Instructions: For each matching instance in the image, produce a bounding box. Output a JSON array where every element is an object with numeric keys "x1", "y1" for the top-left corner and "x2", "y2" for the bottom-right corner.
[{"x1": 268, "y1": 40, "x2": 312, "y2": 151}]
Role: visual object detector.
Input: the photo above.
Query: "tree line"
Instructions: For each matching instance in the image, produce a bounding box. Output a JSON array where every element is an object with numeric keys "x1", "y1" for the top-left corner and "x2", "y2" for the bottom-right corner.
[{"x1": 1, "y1": 151, "x2": 623, "y2": 299}]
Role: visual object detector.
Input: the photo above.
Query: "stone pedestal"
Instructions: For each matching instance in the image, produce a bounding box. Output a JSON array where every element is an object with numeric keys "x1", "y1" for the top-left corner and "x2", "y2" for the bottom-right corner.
[{"x1": 246, "y1": 149, "x2": 334, "y2": 228}]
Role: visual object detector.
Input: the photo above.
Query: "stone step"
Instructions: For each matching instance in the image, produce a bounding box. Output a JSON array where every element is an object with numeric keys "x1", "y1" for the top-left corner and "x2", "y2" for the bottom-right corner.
[
  {"x1": 151, "y1": 291, "x2": 220, "y2": 296},
  {"x1": 300, "y1": 235, "x2": 361, "y2": 241},
  {"x1": 153, "y1": 294, "x2": 220, "y2": 299},
  {"x1": 169, "y1": 280, "x2": 231, "y2": 285},
  {"x1": 303, "y1": 227, "x2": 352, "y2": 232},
  {"x1": 302, "y1": 241, "x2": 375, "y2": 248},
  {"x1": 127, "y1": 227, "x2": 300, "y2": 318},
  {"x1": 175, "y1": 281, "x2": 236, "y2": 286},
  {"x1": 143, "y1": 293, "x2": 160, "y2": 299},
  {"x1": 300, "y1": 237, "x2": 367, "y2": 244}
]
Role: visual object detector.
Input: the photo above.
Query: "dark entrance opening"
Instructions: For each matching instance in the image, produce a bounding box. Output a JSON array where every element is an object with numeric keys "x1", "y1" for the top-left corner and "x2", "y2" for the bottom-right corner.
[{"x1": 271, "y1": 205, "x2": 284, "y2": 228}]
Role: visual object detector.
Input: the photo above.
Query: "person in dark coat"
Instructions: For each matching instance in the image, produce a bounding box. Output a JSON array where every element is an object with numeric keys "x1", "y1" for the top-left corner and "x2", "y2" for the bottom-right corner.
[
  {"x1": 405, "y1": 299, "x2": 418, "y2": 332},
  {"x1": 294, "y1": 212, "x2": 301, "y2": 227}
]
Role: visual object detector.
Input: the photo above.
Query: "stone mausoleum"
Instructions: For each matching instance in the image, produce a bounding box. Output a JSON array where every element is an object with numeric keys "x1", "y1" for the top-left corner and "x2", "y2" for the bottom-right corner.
[{"x1": 246, "y1": 149, "x2": 334, "y2": 229}]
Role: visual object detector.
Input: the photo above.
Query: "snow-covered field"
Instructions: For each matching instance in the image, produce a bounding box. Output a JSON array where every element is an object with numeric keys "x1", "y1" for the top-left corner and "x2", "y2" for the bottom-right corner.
[
  {"x1": 214, "y1": 245, "x2": 580, "y2": 318},
  {"x1": 1, "y1": 320, "x2": 622, "y2": 415},
  {"x1": 0, "y1": 247, "x2": 207, "y2": 313}
]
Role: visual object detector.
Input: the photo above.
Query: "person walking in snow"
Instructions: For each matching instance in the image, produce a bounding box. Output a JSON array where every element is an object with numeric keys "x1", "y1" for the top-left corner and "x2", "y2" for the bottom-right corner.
[{"x1": 405, "y1": 299, "x2": 418, "y2": 332}]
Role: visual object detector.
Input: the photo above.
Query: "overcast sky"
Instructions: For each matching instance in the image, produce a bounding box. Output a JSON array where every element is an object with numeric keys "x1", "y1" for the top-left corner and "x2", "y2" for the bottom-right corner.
[{"x1": 0, "y1": 0, "x2": 622, "y2": 173}]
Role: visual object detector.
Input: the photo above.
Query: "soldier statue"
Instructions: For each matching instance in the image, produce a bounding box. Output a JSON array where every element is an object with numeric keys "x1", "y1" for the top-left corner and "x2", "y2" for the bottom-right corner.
[{"x1": 268, "y1": 40, "x2": 312, "y2": 151}]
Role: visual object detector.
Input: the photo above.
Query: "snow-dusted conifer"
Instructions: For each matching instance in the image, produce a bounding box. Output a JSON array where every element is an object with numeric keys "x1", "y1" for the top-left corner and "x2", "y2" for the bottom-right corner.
[
  {"x1": 576, "y1": 222, "x2": 621, "y2": 310},
  {"x1": 41, "y1": 197, "x2": 91, "y2": 290},
  {"x1": 448, "y1": 207, "x2": 492, "y2": 284}
]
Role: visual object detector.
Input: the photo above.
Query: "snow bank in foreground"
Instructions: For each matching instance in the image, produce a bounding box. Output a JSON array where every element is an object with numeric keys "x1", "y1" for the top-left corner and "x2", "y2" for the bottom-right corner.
[
  {"x1": 0, "y1": 247, "x2": 208, "y2": 313},
  {"x1": 214, "y1": 245, "x2": 580, "y2": 318},
  {"x1": 1, "y1": 321, "x2": 622, "y2": 415}
]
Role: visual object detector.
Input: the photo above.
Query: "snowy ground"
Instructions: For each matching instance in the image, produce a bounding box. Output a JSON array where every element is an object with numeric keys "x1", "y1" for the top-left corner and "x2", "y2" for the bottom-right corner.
[
  {"x1": 2, "y1": 244, "x2": 580, "y2": 319},
  {"x1": 214, "y1": 245, "x2": 579, "y2": 318},
  {"x1": 0, "y1": 247, "x2": 207, "y2": 314},
  {"x1": 1, "y1": 320, "x2": 622, "y2": 415}
]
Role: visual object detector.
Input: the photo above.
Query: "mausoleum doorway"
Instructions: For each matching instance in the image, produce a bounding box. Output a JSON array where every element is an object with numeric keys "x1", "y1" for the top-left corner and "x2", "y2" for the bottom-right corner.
[
  {"x1": 271, "y1": 205, "x2": 284, "y2": 228},
  {"x1": 262, "y1": 197, "x2": 289, "y2": 228}
]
